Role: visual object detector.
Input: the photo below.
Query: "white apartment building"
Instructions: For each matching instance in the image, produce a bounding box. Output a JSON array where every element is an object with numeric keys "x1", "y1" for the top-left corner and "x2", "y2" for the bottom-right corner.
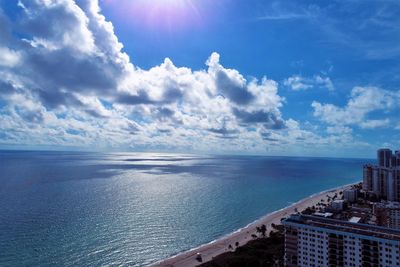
[{"x1": 283, "y1": 214, "x2": 400, "y2": 267}]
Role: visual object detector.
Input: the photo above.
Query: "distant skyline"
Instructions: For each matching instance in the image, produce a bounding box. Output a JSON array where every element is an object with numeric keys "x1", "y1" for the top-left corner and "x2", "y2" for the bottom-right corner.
[{"x1": 0, "y1": 0, "x2": 399, "y2": 157}]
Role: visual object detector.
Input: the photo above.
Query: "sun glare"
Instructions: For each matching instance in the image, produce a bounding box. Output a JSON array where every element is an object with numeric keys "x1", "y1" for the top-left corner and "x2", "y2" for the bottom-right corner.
[{"x1": 103, "y1": 0, "x2": 206, "y2": 32}]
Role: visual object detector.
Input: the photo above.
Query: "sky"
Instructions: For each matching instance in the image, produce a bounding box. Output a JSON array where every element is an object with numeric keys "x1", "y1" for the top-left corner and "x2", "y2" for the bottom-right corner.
[{"x1": 0, "y1": 0, "x2": 399, "y2": 157}]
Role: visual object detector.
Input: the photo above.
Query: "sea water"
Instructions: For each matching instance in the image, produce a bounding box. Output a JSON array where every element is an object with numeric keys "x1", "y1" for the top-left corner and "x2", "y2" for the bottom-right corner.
[{"x1": 0, "y1": 150, "x2": 370, "y2": 266}]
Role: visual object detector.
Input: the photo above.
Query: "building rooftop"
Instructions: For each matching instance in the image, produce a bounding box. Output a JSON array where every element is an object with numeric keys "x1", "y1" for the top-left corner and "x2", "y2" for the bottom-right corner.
[
  {"x1": 375, "y1": 201, "x2": 400, "y2": 209},
  {"x1": 349, "y1": 217, "x2": 361, "y2": 223},
  {"x1": 333, "y1": 200, "x2": 345, "y2": 204},
  {"x1": 284, "y1": 214, "x2": 400, "y2": 241},
  {"x1": 314, "y1": 212, "x2": 333, "y2": 218}
]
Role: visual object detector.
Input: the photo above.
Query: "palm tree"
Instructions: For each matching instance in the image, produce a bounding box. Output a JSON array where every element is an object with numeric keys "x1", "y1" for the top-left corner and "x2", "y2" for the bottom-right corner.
[
  {"x1": 261, "y1": 224, "x2": 267, "y2": 236},
  {"x1": 256, "y1": 224, "x2": 267, "y2": 237}
]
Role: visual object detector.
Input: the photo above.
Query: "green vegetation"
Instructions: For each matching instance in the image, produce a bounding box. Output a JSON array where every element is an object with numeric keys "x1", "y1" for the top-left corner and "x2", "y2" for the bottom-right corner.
[{"x1": 198, "y1": 225, "x2": 284, "y2": 267}]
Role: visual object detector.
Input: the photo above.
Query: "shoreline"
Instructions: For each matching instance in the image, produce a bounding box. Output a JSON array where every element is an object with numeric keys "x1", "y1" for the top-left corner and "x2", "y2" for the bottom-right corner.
[{"x1": 151, "y1": 182, "x2": 358, "y2": 267}]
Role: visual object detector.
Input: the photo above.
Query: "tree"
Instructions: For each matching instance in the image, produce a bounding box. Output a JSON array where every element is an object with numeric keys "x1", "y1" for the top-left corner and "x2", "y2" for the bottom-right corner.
[
  {"x1": 261, "y1": 224, "x2": 267, "y2": 237},
  {"x1": 256, "y1": 224, "x2": 267, "y2": 237}
]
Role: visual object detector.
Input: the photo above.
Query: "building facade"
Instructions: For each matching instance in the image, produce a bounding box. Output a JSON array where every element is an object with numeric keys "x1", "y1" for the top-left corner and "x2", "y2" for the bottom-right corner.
[
  {"x1": 363, "y1": 148, "x2": 400, "y2": 201},
  {"x1": 344, "y1": 189, "x2": 358, "y2": 203},
  {"x1": 283, "y1": 214, "x2": 400, "y2": 267},
  {"x1": 378, "y1": 149, "x2": 393, "y2": 168},
  {"x1": 374, "y1": 202, "x2": 400, "y2": 230}
]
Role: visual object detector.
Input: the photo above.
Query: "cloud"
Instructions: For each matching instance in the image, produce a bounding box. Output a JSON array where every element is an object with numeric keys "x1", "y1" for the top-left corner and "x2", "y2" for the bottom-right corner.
[
  {"x1": 207, "y1": 53, "x2": 254, "y2": 105},
  {"x1": 116, "y1": 91, "x2": 156, "y2": 106},
  {"x1": 359, "y1": 119, "x2": 390, "y2": 129},
  {"x1": 256, "y1": 2, "x2": 317, "y2": 21},
  {"x1": 233, "y1": 108, "x2": 286, "y2": 129},
  {"x1": 284, "y1": 74, "x2": 334, "y2": 91},
  {"x1": 0, "y1": 47, "x2": 21, "y2": 67},
  {"x1": 257, "y1": 13, "x2": 311, "y2": 21},
  {"x1": 208, "y1": 125, "x2": 239, "y2": 137},
  {"x1": 284, "y1": 75, "x2": 312, "y2": 91},
  {"x1": 0, "y1": 0, "x2": 382, "y2": 156},
  {"x1": 12, "y1": 0, "x2": 133, "y2": 110},
  {"x1": 326, "y1": 125, "x2": 352, "y2": 135},
  {"x1": 0, "y1": 0, "x2": 298, "y2": 153},
  {"x1": 312, "y1": 86, "x2": 400, "y2": 129}
]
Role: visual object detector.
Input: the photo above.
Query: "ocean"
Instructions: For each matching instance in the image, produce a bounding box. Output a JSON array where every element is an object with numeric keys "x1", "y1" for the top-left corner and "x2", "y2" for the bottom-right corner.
[{"x1": 0, "y1": 150, "x2": 370, "y2": 266}]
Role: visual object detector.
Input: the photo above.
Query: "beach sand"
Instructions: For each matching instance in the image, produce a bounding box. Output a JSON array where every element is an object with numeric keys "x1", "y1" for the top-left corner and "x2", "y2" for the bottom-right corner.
[{"x1": 151, "y1": 183, "x2": 356, "y2": 267}]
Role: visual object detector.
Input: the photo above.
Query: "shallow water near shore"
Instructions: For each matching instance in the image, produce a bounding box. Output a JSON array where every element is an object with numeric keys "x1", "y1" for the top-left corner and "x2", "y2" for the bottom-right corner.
[{"x1": 0, "y1": 151, "x2": 369, "y2": 266}]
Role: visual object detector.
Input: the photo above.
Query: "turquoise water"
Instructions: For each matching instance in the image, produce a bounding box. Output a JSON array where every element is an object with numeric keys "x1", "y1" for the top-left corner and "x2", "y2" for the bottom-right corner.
[{"x1": 0, "y1": 151, "x2": 369, "y2": 266}]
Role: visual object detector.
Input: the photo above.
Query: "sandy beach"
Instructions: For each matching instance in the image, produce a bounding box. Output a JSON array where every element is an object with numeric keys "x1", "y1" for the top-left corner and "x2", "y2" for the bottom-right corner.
[{"x1": 151, "y1": 183, "x2": 357, "y2": 267}]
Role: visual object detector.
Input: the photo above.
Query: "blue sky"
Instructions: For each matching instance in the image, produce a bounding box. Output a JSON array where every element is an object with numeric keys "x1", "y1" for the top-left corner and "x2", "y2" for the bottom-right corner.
[{"x1": 0, "y1": 0, "x2": 399, "y2": 157}]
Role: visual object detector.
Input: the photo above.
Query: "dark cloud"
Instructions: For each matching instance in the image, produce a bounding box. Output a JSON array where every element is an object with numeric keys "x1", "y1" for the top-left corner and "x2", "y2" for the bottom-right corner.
[
  {"x1": 37, "y1": 88, "x2": 77, "y2": 108},
  {"x1": 27, "y1": 48, "x2": 120, "y2": 93},
  {"x1": 121, "y1": 121, "x2": 140, "y2": 134},
  {"x1": 208, "y1": 126, "x2": 239, "y2": 139},
  {"x1": 38, "y1": 88, "x2": 108, "y2": 118},
  {"x1": 116, "y1": 91, "x2": 155, "y2": 105},
  {"x1": 82, "y1": 108, "x2": 107, "y2": 118},
  {"x1": 264, "y1": 119, "x2": 286, "y2": 130},
  {"x1": 116, "y1": 85, "x2": 182, "y2": 106},
  {"x1": 233, "y1": 108, "x2": 286, "y2": 129},
  {"x1": 158, "y1": 128, "x2": 172, "y2": 133},
  {"x1": 18, "y1": 1, "x2": 83, "y2": 42},
  {"x1": 155, "y1": 107, "x2": 175, "y2": 120},
  {"x1": 161, "y1": 78, "x2": 183, "y2": 103},
  {"x1": 215, "y1": 70, "x2": 254, "y2": 105},
  {"x1": 162, "y1": 86, "x2": 182, "y2": 102},
  {"x1": 260, "y1": 132, "x2": 279, "y2": 142},
  {"x1": 0, "y1": 81, "x2": 16, "y2": 96},
  {"x1": 15, "y1": 106, "x2": 44, "y2": 124}
]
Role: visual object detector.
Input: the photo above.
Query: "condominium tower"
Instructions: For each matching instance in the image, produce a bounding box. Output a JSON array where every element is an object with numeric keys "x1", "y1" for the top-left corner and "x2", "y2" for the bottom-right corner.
[
  {"x1": 283, "y1": 214, "x2": 400, "y2": 267},
  {"x1": 363, "y1": 149, "x2": 400, "y2": 201}
]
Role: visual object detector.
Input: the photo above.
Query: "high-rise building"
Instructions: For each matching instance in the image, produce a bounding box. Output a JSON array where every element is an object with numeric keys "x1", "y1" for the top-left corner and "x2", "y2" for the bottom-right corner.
[
  {"x1": 363, "y1": 148, "x2": 400, "y2": 201},
  {"x1": 363, "y1": 165, "x2": 374, "y2": 192},
  {"x1": 378, "y1": 148, "x2": 393, "y2": 168},
  {"x1": 395, "y1": 151, "x2": 400, "y2": 167},
  {"x1": 343, "y1": 189, "x2": 358, "y2": 203},
  {"x1": 283, "y1": 214, "x2": 400, "y2": 267}
]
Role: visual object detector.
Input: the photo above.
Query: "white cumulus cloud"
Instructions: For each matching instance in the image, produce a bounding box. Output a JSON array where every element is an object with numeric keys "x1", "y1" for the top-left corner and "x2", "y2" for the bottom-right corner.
[
  {"x1": 284, "y1": 74, "x2": 334, "y2": 91},
  {"x1": 312, "y1": 86, "x2": 400, "y2": 128}
]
